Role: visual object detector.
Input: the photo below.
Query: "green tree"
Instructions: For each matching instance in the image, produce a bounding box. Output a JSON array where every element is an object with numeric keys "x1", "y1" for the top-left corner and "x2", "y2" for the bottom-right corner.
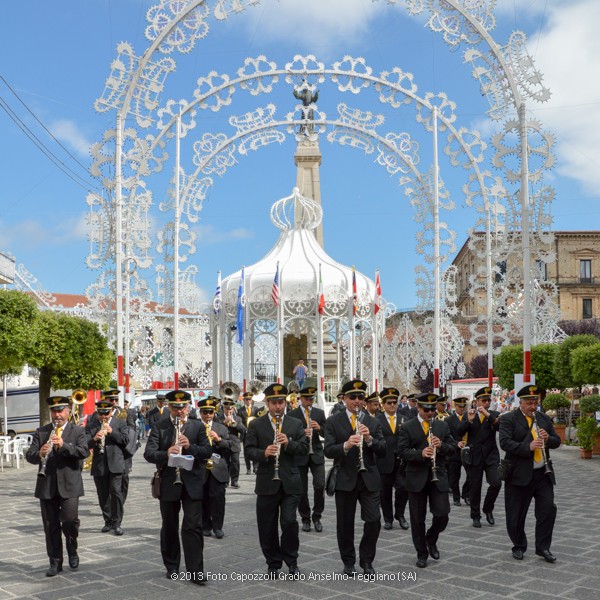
[
  {"x1": 0, "y1": 290, "x2": 38, "y2": 376},
  {"x1": 29, "y1": 312, "x2": 114, "y2": 425},
  {"x1": 554, "y1": 334, "x2": 600, "y2": 390},
  {"x1": 571, "y1": 345, "x2": 600, "y2": 388},
  {"x1": 494, "y1": 343, "x2": 558, "y2": 391}
]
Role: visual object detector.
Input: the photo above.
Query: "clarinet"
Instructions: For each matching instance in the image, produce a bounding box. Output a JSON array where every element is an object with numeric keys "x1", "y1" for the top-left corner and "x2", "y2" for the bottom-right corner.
[
  {"x1": 306, "y1": 410, "x2": 313, "y2": 455},
  {"x1": 173, "y1": 416, "x2": 184, "y2": 485},
  {"x1": 38, "y1": 422, "x2": 58, "y2": 478},
  {"x1": 428, "y1": 426, "x2": 440, "y2": 482},
  {"x1": 273, "y1": 414, "x2": 282, "y2": 481},
  {"x1": 356, "y1": 410, "x2": 367, "y2": 472},
  {"x1": 98, "y1": 418, "x2": 110, "y2": 455},
  {"x1": 532, "y1": 412, "x2": 552, "y2": 475}
]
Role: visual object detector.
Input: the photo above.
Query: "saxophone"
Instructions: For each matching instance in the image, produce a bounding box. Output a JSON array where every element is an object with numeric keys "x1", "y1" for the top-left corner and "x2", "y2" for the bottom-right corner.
[{"x1": 38, "y1": 422, "x2": 58, "y2": 478}]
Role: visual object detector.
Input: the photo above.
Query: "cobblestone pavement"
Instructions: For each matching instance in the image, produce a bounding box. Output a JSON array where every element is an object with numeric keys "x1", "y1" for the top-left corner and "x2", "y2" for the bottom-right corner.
[{"x1": 1, "y1": 443, "x2": 599, "y2": 600}]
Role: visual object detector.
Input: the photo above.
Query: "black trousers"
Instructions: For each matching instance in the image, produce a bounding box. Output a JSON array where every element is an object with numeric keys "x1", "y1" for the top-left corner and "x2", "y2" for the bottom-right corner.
[
  {"x1": 380, "y1": 466, "x2": 408, "y2": 523},
  {"x1": 298, "y1": 459, "x2": 325, "y2": 520},
  {"x1": 201, "y1": 475, "x2": 226, "y2": 532},
  {"x1": 94, "y1": 473, "x2": 123, "y2": 527},
  {"x1": 467, "y1": 462, "x2": 501, "y2": 519},
  {"x1": 227, "y1": 451, "x2": 240, "y2": 485},
  {"x1": 407, "y1": 481, "x2": 450, "y2": 560},
  {"x1": 335, "y1": 476, "x2": 381, "y2": 567},
  {"x1": 244, "y1": 448, "x2": 257, "y2": 473},
  {"x1": 40, "y1": 496, "x2": 80, "y2": 560},
  {"x1": 159, "y1": 488, "x2": 204, "y2": 573},
  {"x1": 505, "y1": 469, "x2": 557, "y2": 553},
  {"x1": 256, "y1": 488, "x2": 300, "y2": 569},
  {"x1": 122, "y1": 471, "x2": 130, "y2": 504},
  {"x1": 447, "y1": 461, "x2": 470, "y2": 501}
]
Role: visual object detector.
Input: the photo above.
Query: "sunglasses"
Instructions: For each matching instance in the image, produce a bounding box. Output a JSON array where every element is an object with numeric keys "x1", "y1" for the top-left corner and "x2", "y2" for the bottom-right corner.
[
  {"x1": 200, "y1": 409, "x2": 215, "y2": 414},
  {"x1": 422, "y1": 407, "x2": 436, "y2": 413},
  {"x1": 385, "y1": 400, "x2": 398, "y2": 405},
  {"x1": 346, "y1": 393, "x2": 365, "y2": 400}
]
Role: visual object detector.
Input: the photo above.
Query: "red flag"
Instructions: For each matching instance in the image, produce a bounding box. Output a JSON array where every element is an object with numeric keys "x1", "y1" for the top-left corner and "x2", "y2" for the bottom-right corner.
[
  {"x1": 352, "y1": 266, "x2": 357, "y2": 316},
  {"x1": 374, "y1": 270, "x2": 381, "y2": 314},
  {"x1": 318, "y1": 265, "x2": 325, "y2": 315}
]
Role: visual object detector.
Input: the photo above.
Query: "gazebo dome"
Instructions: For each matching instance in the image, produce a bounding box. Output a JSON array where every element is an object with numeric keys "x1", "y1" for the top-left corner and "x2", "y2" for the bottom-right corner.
[{"x1": 221, "y1": 188, "x2": 377, "y2": 320}]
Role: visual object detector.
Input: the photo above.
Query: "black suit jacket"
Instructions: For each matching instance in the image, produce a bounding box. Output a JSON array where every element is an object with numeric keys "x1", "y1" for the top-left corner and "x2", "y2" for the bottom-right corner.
[
  {"x1": 499, "y1": 409, "x2": 560, "y2": 486},
  {"x1": 26, "y1": 422, "x2": 89, "y2": 499},
  {"x1": 465, "y1": 410, "x2": 501, "y2": 466},
  {"x1": 218, "y1": 412, "x2": 246, "y2": 453},
  {"x1": 144, "y1": 417, "x2": 213, "y2": 500},
  {"x1": 147, "y1": 406, "x2": 168, "y2": 429},
  {"x1": 244, "y1": 414, "x2": 308, "y2": 495},
  {"x1": 444, "y1": 412, "x2": 470, "y2": 463},
  {"x1": 86, "y1": 416, "x2": 129, "y2": 475},
  {"x1": 200, "y1": 421, "x2": 232, "y2": 484},
  {"x1": 287, "y1": 406, "x2": 326, "y2": 466},
  {"x1": 397, "y1": 417, "x2": 457, "y2": 493},
  {"x1": 375, "y1": 412, "x2": 404, "y2": 474},
  {"x1": 324, "y1": 411, "x2": 386, "y2": 492}
]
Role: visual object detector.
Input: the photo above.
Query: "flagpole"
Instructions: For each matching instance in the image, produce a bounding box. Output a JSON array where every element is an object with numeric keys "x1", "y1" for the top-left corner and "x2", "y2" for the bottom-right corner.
[
  {"x1": 372, "y1": 270, "x2": 380, "y2": 391},
  {"x1": 276, "y1": 262, "x2": 284, "y2": 384},
  {"x1": 173, "y1": 113, "x2": 181, "y2": 390},
  {"x1": 349, "y1": 266, "x2": 356, "y2": 379},
  {"x1": 433, "y1": 105, "x2": 441, "y2": 395},
  {"x1": 317, "y1": 264, "x2": 325, "y2": 404}
]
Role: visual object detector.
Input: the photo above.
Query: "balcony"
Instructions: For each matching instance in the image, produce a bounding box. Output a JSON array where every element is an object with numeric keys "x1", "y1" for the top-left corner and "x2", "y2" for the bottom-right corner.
[{"x1": 556, "y1": 276, "x2": 599, "y2": 286}]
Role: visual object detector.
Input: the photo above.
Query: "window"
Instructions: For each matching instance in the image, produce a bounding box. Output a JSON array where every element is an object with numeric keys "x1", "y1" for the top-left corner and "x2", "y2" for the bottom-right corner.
[
  {"x1": 535, "y1": 260, "x2": 547, "y2": 281},
  {"x1": 580, "y1": 259, "x2": 592, "y2": 283},
  {"x1": 495, "y1": 260, "x2": 506, "y2": 283},
  {"x1": 583, "y1": 298, "x2": 593, "y2": 320}
]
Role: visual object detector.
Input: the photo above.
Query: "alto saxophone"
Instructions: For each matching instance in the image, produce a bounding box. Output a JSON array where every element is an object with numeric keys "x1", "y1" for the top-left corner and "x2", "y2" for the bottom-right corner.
[
  {"x1": 273, "y1": 413, "x2": 282, "y2": 481},
  {"x1": 38, "y1": 422, "x2": 58, "y2": 479}
]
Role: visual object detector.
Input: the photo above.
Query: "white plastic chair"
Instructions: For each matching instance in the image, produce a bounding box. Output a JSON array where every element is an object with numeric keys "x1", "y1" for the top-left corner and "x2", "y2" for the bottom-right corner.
[
  {"x1": 13, "y1": 434, "x2": 32, "y2": 454},
  {"x1": 4, "y1": 439, "x2": 22, "y2": 468}
]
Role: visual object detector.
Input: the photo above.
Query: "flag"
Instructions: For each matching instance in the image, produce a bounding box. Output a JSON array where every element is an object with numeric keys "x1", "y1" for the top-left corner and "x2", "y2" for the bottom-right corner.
[
  {"x1": 318, "y1": 264, "x2": 325, "y2": 315},
  {"x1": 213, "y1": 271, "x2": 222, "y2": 315},
  {"x1": 271, "y1": 262, "x2": 280, "y2": 306},
  {"x1": 236, "y1": 267, "x2": 245, "y2": 345},
  {"x1": 374, "y1": 270, "x2": 381, "y2": 314},
  {"x1": 352, "y1": 266, "x2": 357, "y2": 316}
]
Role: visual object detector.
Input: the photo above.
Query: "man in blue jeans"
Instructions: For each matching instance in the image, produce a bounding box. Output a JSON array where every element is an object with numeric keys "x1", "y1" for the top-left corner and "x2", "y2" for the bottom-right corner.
[{"x1": 293, "y1": 359, "x2": 308, "y2": 390}]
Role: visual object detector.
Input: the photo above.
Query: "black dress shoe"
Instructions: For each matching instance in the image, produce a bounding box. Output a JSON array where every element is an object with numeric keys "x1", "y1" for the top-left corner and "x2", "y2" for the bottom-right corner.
[
  {"x1": 246, "y1": 469, "x2": 251, "y2": 475},
  {"x1": 463, "y1": 496, "x2": 470, "y2": 506},
  {"x1": 68, "y1": 553, "x2": 79, "y2": 569},
  {"x1": 46, "y1": 559, "x2": 63, "y2": 577},
  {"x1": 383, "y1": 521, "x2": 393, "y2": 530},
  {"x1": 203, "y1": 529, "x2": 212, "y2": 537},
  {"x1": 301, "y1": 519, "x2": 311, "y2": 532},
  {"x1": 473, "y1": 518, "x2": 481, "y2": 528},
  {"x1": 485, "y1": 511, "x2": 495, "y2": 525},
  {"x1": 416, "y1": 558, "x2": 427, "y2": 568},
  {"x1": 231, "y1": 483, "x2": 240, "y2": 489},
  {"x1": 427, "y1": 543, "x2": 440, "y2": 560},
  {"x1": 190, "y1": 573, "x2": 207, "y2": 585},
  {"x1": 313, "y1": 518, "x2": 323, "y2": 533},
  {"x1": 114, "y1": 526, "x2": 124, "y2": 536},
  {"x1": 101, "y1": 524, "x2": 112, "y2": 533},
  {"x1": 343, "y1": 564, "x2": 357, "y2": 575},
  {"x1": 453, "y1": 499, "x2": 461, "y2": 506},
  {"x1": 268, "y1": 568, "x2": 279, "y2": 579},
  {"x1": 535, "y1": 549, "x2": 556, "y2": 563},
  {"x1": 512, "y1": 549, "x2": 524, "y2": 560},
  {"x1": 398, "y1": 516, "x2": 409, "y2": 530},
  {"x1": 360, "y1": 563, "x2": 376, "y2": 575},
  {"x1": 288, "y1": 565, "x2": 301, "y2": 576},
  {"x1": 214, "y1": 529, "x2": 224, "y2": 539},
  {"x1": 166, "y1": 570, "x2": 176, "y2": 579}
]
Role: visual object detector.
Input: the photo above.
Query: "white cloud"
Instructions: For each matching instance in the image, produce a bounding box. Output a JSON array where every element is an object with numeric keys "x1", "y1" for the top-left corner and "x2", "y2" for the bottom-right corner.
[
  {"x1": 240, "y1": 0, "x2": 386, "y2": 51},
  {"x1": 194, "y1": 223, "x2": 254, "y2": 244},
  {"x1": 525, "y1": 0, "x2": 600, "y2": 196},
  {"x1": 50, "y1": 119, "x2": 91, "y2": 156}
]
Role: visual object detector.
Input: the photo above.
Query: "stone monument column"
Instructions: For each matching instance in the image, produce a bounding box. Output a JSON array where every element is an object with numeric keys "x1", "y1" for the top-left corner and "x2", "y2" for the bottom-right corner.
[{"x1": 294, "y1": 141, "x2": 324, "y2": 247}]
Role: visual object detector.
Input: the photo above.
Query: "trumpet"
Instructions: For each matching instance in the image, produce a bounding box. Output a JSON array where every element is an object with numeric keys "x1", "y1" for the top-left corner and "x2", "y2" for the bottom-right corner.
[
  {"x1": 273, "y1": 413, "x2": 282, "y2": 481},
  {"x1": 532, "y1": 412, "x2": 552, "y2": 476},
  {"x1": 38, "y1": 422, "x2": 58, "y2": 478},
  {"x1": 428, "y1": 426, "x2": 440, "y2": 483},
  {"x1": 355, "y1": 410, "x2": 367, "y2": 473}
]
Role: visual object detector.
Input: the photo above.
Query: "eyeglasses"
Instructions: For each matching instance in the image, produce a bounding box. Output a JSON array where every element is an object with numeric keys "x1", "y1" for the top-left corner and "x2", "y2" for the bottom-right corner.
[
  {"x1": 385, "y1": 400, "x2": 398, "y2": 405},
  {"x1": 200, "y1": 409, "x2": 215, "y2": 414},
  {"x1": 346, "y1": 393, "x2": 365, "y2": 400},
  {"x1": 422, "y1": 407, "x2": 436, "y2": 413}
]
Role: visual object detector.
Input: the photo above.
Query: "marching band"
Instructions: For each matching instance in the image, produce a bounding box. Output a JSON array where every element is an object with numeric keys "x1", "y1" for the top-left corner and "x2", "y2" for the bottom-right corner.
[{"x1": 26, "y1": 382, "x2": 561, "y2": 581}]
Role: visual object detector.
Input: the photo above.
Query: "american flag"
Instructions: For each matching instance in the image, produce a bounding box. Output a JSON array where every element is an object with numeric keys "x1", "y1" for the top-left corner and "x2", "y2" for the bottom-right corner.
[
  {"x1": 374, "y1": 270, "x2": 381, "y2": 314},
  {"x1": 271, "y1": 262, "x2": 280, "y2": 306},
  {"x1": 236, "y1": 268, "x2": 245, "y2": 345}
]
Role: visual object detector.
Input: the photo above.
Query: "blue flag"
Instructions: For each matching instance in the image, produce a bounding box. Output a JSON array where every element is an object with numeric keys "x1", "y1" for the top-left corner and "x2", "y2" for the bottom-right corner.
[{"x1": 236, "y1": 267, "x2": 245, "y2": 345}]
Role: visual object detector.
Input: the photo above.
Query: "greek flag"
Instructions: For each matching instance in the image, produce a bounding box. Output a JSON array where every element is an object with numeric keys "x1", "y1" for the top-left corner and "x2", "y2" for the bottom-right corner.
[{"x1": 236, "y1": 267, "x2": 245, "y2": 345}]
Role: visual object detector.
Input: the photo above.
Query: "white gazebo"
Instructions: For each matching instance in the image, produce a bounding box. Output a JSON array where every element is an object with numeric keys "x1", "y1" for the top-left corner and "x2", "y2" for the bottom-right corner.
[{"x1": 212, "y1": 188, "x2": 385, "y2": 404}]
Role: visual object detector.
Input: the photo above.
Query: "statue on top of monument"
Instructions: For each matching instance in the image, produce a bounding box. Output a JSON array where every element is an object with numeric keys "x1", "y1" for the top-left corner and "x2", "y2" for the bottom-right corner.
[{"x1": 293, "y1": 79, "x2": 319, "y2": 136}]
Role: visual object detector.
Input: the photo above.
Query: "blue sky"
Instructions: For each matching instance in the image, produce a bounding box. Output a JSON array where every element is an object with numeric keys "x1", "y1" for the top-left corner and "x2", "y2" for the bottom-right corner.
[{"x1": 1, "y1": 0, "x2": 600, "y2": 311}]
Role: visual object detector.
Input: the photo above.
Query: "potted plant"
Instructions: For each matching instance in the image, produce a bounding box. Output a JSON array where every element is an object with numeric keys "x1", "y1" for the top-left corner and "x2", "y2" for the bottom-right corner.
[
  {"x1": 576, "y1": 416, "x2": 598, "y2": 459},
  {"x1": 579, "y1": 395, "x2": 600, "y2": 454},
  {"x1": 542, "y1": 392, "x2": 570, "y2": 442}
]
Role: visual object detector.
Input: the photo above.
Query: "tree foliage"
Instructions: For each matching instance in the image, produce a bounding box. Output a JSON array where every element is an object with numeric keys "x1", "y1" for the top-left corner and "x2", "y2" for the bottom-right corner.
[
  {"x1": 0, "y1": 290, "x2": 38, "y2": 375},
  {"x1": 28, "y1": 312, "x2": 114, "y2": 425},
  {"x1": 571, "y1": 345, "x2": 600, "y2": 388},
  {"x1": 554, "y1": 334, "x2": 599, "y2": 390},
  {"x1": 494, "y1": 344, "x2": 558, "y2": 391},
  {"x1": 467, "y1": 354, "x2": 489, "y2": 379}
]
